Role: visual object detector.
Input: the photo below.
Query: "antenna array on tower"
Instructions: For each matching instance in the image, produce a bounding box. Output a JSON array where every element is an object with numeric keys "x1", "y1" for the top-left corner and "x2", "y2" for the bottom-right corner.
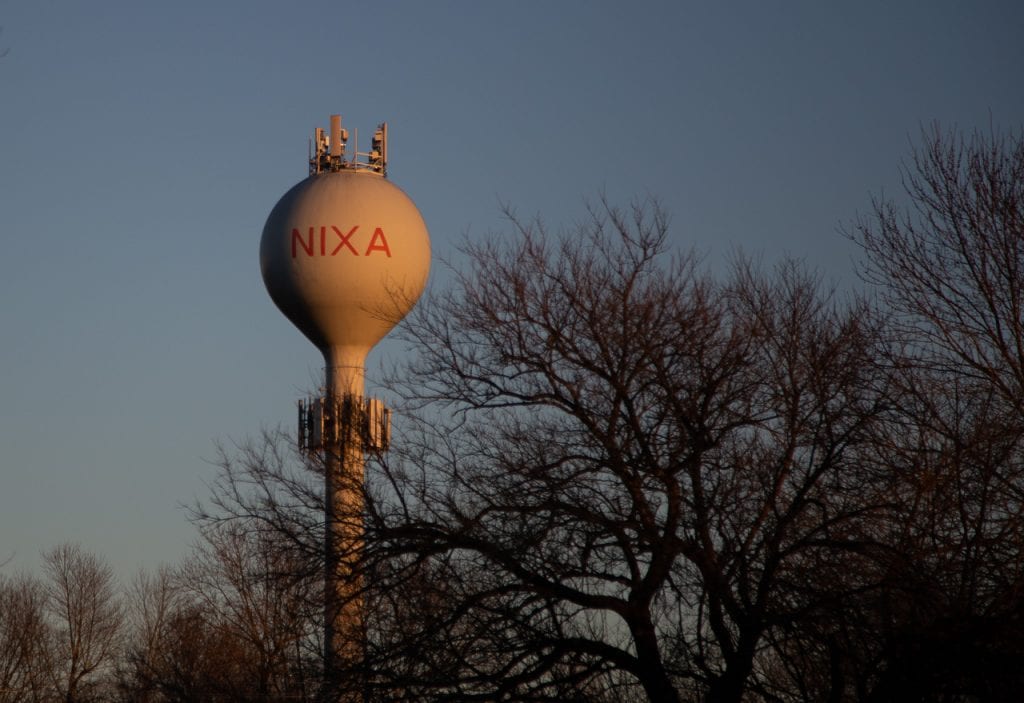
[
  {"x1": 298, "y1": 396, "x2": 391, "y2": 453},
  {"x1": 309, "y1": 115, "x2": 388, "y2": 177}
]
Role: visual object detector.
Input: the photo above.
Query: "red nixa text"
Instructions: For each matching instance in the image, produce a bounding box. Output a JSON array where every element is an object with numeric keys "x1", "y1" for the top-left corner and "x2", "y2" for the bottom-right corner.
[{"x1": 291, "y1": 226, "x2": 392, "y2": 258}]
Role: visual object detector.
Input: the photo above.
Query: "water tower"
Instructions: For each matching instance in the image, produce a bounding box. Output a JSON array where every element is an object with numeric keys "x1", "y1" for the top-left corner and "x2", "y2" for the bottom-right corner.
[{"x1": 260, "y1": 114, "x2": 430, "y2": 698}]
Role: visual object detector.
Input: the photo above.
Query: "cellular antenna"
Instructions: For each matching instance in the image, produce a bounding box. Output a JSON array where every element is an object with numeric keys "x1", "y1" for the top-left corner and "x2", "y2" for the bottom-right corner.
[{"x1": 309, "y1": 114, "x2": 388, "y2": 176}]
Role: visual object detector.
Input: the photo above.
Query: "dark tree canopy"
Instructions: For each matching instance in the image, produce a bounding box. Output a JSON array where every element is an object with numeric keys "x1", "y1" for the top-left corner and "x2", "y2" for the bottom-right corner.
[
  {"x1": 846, "y1": 125, "x2": 1024, "y2": 702},
  {"x1": 356, "y1": 200, "x2": 895, "y2": 702}
]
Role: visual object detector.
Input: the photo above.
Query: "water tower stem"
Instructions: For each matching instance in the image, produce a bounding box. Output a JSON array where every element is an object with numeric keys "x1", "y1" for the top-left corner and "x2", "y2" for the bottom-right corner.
[{"x1": 325, "y1": 357, "x2": 368, "y2": 702}]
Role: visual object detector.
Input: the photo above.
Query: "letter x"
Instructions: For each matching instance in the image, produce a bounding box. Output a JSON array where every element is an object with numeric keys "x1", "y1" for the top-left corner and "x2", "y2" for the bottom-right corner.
[{"x1": 330, "y1": 226, "x2": 360, "y2": 256}]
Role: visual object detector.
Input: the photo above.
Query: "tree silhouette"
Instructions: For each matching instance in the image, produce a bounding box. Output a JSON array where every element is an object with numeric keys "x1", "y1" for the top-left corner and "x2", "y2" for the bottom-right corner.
[
  {"x1": 844, "y1": 124, "x2": 1024, "y2": 701},
  {"x1": 42, "y1": 543, "x2": 123, "y2": 703},
  {"x1": 356, "y1": 200, "x2": 894, "y2": 702}
]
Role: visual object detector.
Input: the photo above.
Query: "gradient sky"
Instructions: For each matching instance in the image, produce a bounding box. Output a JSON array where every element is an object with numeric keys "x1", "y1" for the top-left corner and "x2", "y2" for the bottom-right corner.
[{"x1": 2, "y1": 1, "x2": 1023, "y2": 580}]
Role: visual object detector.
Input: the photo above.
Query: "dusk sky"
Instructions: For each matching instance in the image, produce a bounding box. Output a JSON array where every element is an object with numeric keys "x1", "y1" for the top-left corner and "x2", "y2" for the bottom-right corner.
[{"x1": 2, "y1": 1, "x2": 1023, "y2": 580}]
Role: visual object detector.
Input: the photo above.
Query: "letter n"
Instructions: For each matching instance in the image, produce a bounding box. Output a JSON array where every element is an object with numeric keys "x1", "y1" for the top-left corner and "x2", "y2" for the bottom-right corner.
[
  {"x1": 365, "y1": 227, "x2": 392, "y2": 257},
  {"x1": 291, "y1": 227, "x2": 315, "y2": 257}
]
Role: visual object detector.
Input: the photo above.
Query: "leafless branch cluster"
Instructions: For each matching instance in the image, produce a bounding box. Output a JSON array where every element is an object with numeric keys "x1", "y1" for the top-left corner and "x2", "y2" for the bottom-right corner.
[
  {"x1": 1, "y1": 533, "x2": 322, "y2": 701},
  {"x1": 347, "y1": 197, "x2": 895, "y2": 703}
]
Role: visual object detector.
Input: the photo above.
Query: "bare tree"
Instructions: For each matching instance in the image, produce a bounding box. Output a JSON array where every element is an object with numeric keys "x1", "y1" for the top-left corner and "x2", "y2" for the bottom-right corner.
[
  {"x1": 851, "y1": 124, "x2": 1024, "y2": 410},
  {"x1": 177, "y1": 523, "x2": 321, "y2": 701},
  {"x1": 117, "y1": 565, "x2": 188, "y2": 702},
  {"x1": 844, "y1": 124, "x2": 1024, "y2": 701},
  {"x1": 355, "y1": 200, "x2": 893, "y2": 702},
  {"x1": 116, "y1": 530, "x2": 321, "y2": 702},
  {"x1": 43, "y1": 543, "x2": 123, "y2": 703},
  {"x1": 0, "y1": 573, "x2": 51, "y2": 703},
  {"x1": 187, "y1": 429, "x2": 325, "y2": 701}
]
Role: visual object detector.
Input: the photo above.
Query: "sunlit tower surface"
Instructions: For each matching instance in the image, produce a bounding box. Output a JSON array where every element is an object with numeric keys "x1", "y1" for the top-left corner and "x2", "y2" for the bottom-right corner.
[{"x1": 260, "y1": 114, "x2": 431, "y2": 700}]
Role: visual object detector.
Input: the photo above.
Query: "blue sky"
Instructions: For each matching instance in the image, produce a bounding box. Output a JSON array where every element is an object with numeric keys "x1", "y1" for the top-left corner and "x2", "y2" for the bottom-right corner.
[{"x1": 1, "y1": 1, "x2": 1022, "y2": 579}]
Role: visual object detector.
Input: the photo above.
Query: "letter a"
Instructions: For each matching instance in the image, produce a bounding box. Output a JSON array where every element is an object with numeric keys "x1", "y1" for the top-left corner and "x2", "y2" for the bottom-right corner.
[
  {"x1": 365, "y1": 227, "x2": 392, "y2": 257},
  {"x1": 292, "y1": 227, "x2": 314, "y2": 257}
]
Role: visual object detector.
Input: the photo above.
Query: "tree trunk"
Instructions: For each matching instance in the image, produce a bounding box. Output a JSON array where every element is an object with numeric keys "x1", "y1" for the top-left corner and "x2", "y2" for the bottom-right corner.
[
  {"x1": 632, "y1": 617, "x2": 680, "y2": 703},
  {"x1": 705, "y1": 635, "x2": 756, "y2": 703}
]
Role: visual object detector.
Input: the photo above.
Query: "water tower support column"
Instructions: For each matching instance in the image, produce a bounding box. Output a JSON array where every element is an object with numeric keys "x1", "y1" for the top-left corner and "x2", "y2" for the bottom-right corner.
[{"x1": 324, "y1": 353, "x2": 368, "y2": 702}]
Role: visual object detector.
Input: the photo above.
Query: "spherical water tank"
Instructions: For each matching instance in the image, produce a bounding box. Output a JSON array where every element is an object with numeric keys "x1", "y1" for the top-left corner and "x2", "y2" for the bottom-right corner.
[{"x1": 260, "y1": 170, "x2": 431, "y2": 378}]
